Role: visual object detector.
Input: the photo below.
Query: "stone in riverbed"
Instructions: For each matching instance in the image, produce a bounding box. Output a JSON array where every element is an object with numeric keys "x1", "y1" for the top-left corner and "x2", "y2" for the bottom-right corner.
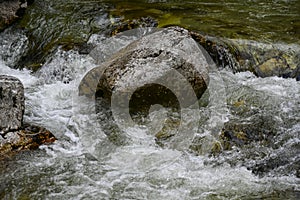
[
  {"x1": 0, "y1": 0, "x2": 29, "y2": 31},
  {"x1": 0, "y1": 75, "x2": 24, "y2": 134},
  {"x1": 0, "y1": 75, "x2": 56, "y2": 159},
  {"x1": 190, "y1": 31, "x2": 300, "y2": 80},
  {"x1": 0, "y1": 123, "x2": 56, "y2": 159},
  {"x1": 80, "y1": 27, "x2": 209, "y2": 111},
  {"x1": 220, "y1": 116, "x2": 278, "y2": 151},
  {"x1": 79, "y1": 27, "x2": 210, "y2": 143}
]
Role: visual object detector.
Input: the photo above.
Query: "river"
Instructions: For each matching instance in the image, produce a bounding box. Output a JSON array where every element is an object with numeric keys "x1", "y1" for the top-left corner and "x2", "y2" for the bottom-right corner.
[{"x1": 0, "y1": 0, "x2": 299, "y2": 199}]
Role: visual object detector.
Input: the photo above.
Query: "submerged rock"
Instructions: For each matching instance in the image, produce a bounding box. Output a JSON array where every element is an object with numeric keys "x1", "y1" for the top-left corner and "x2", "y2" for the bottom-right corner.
[
  {"x1": 220, "y1": 117, "x2": 277, "y2": 151},
  {"x1": 110, "y1": 17, "x2": 158, "y2": 36},
  {"x1": 0, "y1": 75, "x2": 56, "y2": 159},
  {"x1": 0, "y1": 28, "x2": 29, "y2": 68}
]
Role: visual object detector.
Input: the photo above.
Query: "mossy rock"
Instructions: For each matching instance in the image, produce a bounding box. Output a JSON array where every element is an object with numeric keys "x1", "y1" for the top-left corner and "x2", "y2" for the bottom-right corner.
[
  {"x1": 190, "y1": 31, "x2": 300, "y2": 80},
  {"x1": 110, "y1": 17, "x2": 158, "y2": 36}
]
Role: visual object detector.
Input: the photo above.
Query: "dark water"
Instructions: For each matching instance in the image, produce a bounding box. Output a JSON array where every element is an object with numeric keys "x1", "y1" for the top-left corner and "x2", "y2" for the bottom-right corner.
[
  {"x1": 19, "y1": 0, "x2": 300, "y2": 45},
  {"x1": 11, "y1": 0, "x2": 299, "y2": 68}
]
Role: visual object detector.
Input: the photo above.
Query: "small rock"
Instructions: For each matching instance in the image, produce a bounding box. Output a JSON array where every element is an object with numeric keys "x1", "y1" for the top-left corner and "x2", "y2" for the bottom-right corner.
[
  {"x1": 0, "y1": 123, "x2": 56, "y2": 160},
  {"x1": 0, "y1": 75, "x2": 24, "y2": 135},
  {"x1": 0, "y1": 75, "x2": 56, "y2": 159},
  {"x1": 0, "y1": 0, "x2": 29, "y2": 31},
  {"x1": 255, "y1": 57, "x2": 290, "y2": 78}
]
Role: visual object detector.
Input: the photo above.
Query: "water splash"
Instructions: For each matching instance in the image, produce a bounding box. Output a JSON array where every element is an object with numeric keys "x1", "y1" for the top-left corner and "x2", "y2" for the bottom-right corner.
[{"x1": 0, "y1": 28, "x2": 299, "y2": 200}]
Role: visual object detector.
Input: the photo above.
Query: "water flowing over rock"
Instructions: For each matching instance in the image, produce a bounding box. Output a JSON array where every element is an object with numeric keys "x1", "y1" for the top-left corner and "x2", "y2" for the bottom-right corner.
[
  {"x1": 0, "y1": 75, "x2": 56, "y2": 159},
  {"x1": 0, "y1": 0, "x2": 31, "y2": 31}
]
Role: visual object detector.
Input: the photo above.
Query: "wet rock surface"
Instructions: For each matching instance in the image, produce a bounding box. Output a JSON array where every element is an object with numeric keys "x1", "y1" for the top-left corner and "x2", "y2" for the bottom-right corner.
[
  {"x1": 0, "y1": 75, "x2": 56, "y2": 159},
  {"x1": 0, "y1": 123, "x2": 56, "y2": 159},
  {"x1": 79, "y1": 27, "x2": 210, "y2": 139},
  {"x1": 191, "y1": 31, "x2": 300, "y2": 80},
  {"x1": 220, "y1": 117, "x2": 277, "y2": 150},
  {"x1": 0, "y1": 0, "x2": 31, "y2": 31},
  {"x1": 0, "y1": 75, "x2": 24, "y2": 134},
  {"x1": 80, "y1": 27, "x2": 209, "y2": 102}
]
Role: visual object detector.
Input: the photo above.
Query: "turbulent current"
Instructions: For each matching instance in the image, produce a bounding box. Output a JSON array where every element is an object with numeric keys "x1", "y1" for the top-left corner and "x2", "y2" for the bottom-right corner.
[{"x1": 0, "y1": 25, "x2": 299, "y2": 199}]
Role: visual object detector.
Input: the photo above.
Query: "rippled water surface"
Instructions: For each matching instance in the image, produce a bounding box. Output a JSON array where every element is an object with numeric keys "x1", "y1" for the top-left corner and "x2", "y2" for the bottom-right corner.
[
  {"x1": 0, "y1": 32, "x2": 299, "y2": 199},
  {"x1": 19, "y1": 0, "x2": 300, "y2": 47},
  {"x1": 105, "y1": 0, "x2": 300, "y2": 43},
  {"x1": 11, "y1": 0, "x2": 300, "y2": 70},
  {"x1": 0, "y1": 0, "x2": 300, "y2": 199}
]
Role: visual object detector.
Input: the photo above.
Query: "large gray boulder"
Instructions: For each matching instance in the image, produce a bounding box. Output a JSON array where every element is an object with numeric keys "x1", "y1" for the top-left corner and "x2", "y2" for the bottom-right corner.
[
  {"x1": 79, "y1": 27, "x2": 210, "y2": 140},
  {"x1": 0, "y1": 75, "x2": 24, "y2": 134},
  {"x1": 80, "y1": 27, "x2": 209, "y2": 107}
]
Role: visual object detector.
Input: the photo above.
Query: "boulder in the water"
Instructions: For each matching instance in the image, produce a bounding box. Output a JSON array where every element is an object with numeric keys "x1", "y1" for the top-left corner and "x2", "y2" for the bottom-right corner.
[
  {"x1": 191, "y1": 31, "x2": 300, "y2": 80},
  {"x1": 0, "y1": 75, "x2": 24, "y2": 134},
  {"x1": 80, "y1": 27, "x2": 209, "y2": 106},
  {"x1": 79, "y1": 27, "x2": 210, "y2": 141}
]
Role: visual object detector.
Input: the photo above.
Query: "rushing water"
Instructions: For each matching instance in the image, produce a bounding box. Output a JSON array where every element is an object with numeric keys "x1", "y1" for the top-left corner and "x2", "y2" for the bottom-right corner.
[
  {"x1": 0, "y1": 29, "x2": 299, "y2": 199},
  {"x1": 0, "y1": 0, "x2": 300, "y2": 199}
]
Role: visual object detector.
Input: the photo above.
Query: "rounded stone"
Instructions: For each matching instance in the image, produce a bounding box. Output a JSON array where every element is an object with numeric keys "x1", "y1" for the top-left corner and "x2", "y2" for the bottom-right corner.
[{"x1": 79, "y1": 27, "x2": 210, "y2": 113}]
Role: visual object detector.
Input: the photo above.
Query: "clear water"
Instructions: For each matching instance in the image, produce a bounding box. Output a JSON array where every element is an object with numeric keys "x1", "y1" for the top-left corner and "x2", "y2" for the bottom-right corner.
[
  {"x1": 105, "y1": 0, "x2": 300, "y2": 44},
  {"x1": 13, "y1": 0, "x2": 300, "y2": 70}
]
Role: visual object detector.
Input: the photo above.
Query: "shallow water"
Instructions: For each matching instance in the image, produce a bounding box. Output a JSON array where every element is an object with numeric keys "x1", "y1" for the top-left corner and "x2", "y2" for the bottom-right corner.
[
  {"x1": 9, "y1": 0, "x2": 300, "y2": 70},
  {"x1": 0, "y1": 0, "x2": 300, "y2": 199},
  {"x1": 106, "y1": 0, "x2": 300, "y2": 44}
]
